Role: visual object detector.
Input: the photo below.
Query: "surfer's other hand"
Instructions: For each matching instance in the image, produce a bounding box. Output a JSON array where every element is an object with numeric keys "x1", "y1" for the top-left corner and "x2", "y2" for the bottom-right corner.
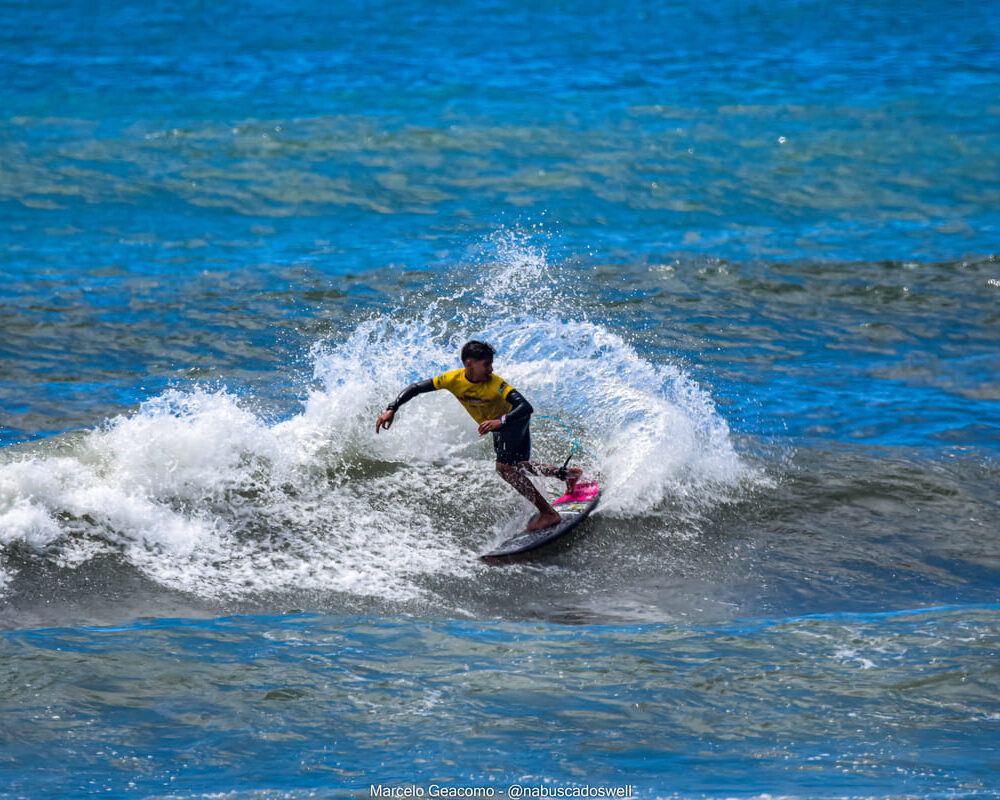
[
  {"x1": 375, "y1": 409, "x2": 395, "y2": 434},
  {"x1": 478, "y1": 418, "x2": 502, "y2": 435}
]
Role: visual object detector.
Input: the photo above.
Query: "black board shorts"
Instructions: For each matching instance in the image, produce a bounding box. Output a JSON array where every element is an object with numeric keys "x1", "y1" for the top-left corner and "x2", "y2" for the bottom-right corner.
[{"x1": 492, "y1": 418, "x2": 531, "y2": 465}]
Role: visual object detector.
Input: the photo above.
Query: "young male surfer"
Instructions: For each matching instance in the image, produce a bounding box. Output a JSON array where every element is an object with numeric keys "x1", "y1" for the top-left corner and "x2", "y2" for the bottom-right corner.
[{"x1": 375, "y1": 340, "x2": 581, "y2": 532}]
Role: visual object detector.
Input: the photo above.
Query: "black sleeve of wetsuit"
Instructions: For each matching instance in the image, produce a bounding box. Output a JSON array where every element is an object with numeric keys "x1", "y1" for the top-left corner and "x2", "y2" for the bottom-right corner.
[
  {"x1": 502, "y1": 388, "x2": 533, "y2": 424},
  {"x1": 387, "y1": 378, "x2": 436, "y2": 411}
]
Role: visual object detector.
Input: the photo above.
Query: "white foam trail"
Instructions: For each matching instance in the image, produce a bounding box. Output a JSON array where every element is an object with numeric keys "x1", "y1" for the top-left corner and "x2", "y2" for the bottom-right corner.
[
  {"x1": 0, "y1": 227, "x2": 756, "y2": 603},
  {"x1": 0, "y1": 385, "x2": 481, "y2": 603}
]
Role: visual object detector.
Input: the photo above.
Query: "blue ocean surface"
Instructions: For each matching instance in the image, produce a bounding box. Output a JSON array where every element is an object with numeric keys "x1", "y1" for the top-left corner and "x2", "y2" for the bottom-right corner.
[
  {"x1": 4, "y1": 608, "x2": 999, "y2": 798},
  {"x1": 1, "y1": 0, "x2": 999, "y2": 798}
]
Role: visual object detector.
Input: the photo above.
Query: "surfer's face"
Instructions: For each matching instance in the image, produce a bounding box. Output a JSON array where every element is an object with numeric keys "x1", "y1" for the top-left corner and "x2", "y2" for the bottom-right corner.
[{"x1": 463, "y1": 357, "x2": 493, "y2": 383}]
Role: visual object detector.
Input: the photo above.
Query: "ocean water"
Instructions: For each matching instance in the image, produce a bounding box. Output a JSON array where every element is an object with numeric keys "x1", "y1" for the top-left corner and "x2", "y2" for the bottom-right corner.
[{"x1": 2, "y1": 0, "x2": 999, "y2": 797}]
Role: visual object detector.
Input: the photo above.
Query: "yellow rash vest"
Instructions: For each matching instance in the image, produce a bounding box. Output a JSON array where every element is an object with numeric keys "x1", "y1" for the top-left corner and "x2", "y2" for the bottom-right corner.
[{"x1": 432, "y1": 368, "x2": 516, "y2": 425}]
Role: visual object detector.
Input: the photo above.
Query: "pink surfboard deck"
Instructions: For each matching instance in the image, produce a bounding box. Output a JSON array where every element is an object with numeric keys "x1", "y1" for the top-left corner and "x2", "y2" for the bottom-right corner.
[{"x1": 553, "y1": 481, "x2": 600, "y2": 505}]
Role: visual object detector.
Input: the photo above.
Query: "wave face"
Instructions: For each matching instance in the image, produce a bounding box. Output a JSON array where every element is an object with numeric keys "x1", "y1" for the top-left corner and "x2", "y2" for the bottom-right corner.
[{"x1": 4, "y1": 231, "x2": 996, "y2": 637}]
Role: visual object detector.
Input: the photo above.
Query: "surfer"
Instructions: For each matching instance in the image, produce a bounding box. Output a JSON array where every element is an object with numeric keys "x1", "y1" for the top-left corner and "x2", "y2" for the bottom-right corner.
[{"x1": 375, "y1": 340, "x2": 581, "y2": 531}]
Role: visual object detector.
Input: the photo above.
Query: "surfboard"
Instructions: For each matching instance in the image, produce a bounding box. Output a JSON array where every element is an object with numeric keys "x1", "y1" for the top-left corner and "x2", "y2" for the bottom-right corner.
[{"x1": 480, "y1": 481, "x2": 601, "y2": 562}]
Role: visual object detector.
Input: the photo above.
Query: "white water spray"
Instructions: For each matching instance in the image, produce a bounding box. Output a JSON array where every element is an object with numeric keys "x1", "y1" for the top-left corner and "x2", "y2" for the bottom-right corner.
[{"x1": 0, "y1": 229, "x2": 753, "y2": 605}]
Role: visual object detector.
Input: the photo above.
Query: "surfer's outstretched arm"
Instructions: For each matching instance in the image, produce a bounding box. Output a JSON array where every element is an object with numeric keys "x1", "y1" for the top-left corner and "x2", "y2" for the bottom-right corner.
[{"x1": 375, "y1": 378, "x2": 436, "y2": 433}]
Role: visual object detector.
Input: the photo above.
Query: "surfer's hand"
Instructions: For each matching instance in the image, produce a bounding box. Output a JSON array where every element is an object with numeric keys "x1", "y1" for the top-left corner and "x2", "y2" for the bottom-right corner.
[
  {"x1": 375, "y1": 409, "x2": 395, "y2": 434},
  {"x1": 478, "y1": 418, "x2": 502, "y2": 435}
]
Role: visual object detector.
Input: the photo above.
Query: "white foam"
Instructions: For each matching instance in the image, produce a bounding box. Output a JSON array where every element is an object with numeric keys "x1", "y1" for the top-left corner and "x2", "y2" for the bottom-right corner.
[{"x1": 0, "y1": 228, "x2": 756, "y2": 603}]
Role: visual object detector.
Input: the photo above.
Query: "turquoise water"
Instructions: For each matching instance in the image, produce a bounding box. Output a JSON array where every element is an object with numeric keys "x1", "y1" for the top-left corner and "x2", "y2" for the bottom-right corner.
[{"x1": 2, "y1": 0, "x2": 999, "y2": 797}]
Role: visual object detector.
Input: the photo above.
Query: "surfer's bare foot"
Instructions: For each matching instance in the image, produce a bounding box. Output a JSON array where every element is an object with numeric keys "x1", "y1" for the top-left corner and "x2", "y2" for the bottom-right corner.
[
  {"x1": 566, "y1": 467, "x2": 583, "y2": 492},
  {"x1": 527, "y1": 511, "x2": 562, "y2": 532}
]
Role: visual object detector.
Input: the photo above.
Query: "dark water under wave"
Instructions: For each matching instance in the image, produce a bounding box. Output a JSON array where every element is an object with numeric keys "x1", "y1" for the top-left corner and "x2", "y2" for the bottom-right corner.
[{"x1": 2, "y1": 0, "x2": 999, "y2": 797}]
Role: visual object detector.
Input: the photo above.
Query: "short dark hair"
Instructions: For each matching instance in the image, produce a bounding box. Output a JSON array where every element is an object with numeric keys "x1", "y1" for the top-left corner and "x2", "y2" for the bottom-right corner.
[{"x1": 461, "y1": 340, "x2": 495, "y2": 363}]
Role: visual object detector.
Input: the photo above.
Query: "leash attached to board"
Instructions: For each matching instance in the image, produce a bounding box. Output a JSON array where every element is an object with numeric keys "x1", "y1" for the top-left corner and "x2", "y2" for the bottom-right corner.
[{"x1": 536, "y1": 415, "x2": 598, "y2": 480}]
